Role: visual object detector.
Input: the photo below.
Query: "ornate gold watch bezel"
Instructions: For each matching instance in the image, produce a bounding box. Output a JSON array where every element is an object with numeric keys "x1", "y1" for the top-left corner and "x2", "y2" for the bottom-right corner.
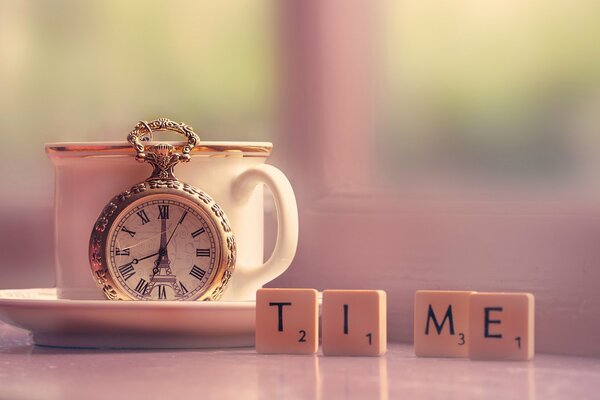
[{"x1": 88, "y1": 118, "x2": 236, "y2": 301}]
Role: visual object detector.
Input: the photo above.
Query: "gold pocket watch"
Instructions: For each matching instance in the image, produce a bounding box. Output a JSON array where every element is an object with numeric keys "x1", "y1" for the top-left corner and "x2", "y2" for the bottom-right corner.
[{"x1": 89, "y1": 118, "x2": 236, "y2": 301}]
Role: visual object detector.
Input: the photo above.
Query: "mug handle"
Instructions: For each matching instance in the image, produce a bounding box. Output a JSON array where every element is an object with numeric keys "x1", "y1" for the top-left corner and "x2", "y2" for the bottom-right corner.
[{"x1": 230, "y1": 164, "x2": 298, "y2": 298}]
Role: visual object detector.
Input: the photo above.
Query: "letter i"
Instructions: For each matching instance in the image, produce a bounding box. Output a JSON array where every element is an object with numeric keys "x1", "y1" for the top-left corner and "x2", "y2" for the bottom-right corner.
[{"x1": 343, "y1": 304, "x2": 349, "y2": 334}]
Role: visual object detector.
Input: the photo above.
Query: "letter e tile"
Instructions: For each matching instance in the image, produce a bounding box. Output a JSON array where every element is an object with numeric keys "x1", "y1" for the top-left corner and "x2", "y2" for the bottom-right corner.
[
  {"x1": 414, "y1": 290, "x2": 475, "y2": 357},
  {"x1": 468, "y1": 292, "x2": 535, "y2": 361},
  {"x1": 322, "y1": 290, "x2": 386, "y2": 356},
  {"x1": 255, "y1": 288, "x2": 318, "y2": 354}
]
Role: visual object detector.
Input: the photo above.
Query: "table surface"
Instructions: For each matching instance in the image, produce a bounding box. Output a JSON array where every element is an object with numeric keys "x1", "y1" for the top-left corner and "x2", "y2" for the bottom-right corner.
[{"x1": 0, "y1": 322, "x2": 598, "y2": 400}]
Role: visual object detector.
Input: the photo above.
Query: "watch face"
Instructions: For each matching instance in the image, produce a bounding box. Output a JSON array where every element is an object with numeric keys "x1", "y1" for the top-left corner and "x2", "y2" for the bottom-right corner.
[{"x1": 106, "y1": 195, "x2": 220, "y2": 300}]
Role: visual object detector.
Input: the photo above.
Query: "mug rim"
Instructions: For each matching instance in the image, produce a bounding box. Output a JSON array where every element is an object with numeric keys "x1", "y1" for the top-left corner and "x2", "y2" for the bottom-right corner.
[{"x1": 45, "y1": 141, "x2": 273, "y2": 158}]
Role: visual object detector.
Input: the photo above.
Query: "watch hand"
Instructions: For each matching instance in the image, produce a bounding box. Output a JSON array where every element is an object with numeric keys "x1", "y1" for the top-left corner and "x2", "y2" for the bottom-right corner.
[
  {"x1": 163, "y1": 210, "x2": 187, "y2": 251},
  {"x1": 152, "y1": 210, "x2": 187, "y2": 278},
  {"x1": 131, "y1": 251, "x2": 160, "y2": 264},
  {"x1": 129, "y1": 213, "x2": 186, "y2": 277}
]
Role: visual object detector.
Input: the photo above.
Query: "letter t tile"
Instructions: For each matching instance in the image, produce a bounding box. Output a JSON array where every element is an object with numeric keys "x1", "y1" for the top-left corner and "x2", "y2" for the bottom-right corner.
[{"x1": 255, "y1": 288, "x2": 319, "y2": 354}]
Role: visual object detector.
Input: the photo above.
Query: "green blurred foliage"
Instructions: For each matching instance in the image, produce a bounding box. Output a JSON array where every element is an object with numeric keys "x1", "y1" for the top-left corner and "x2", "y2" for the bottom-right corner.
[
  {"x1": 381, "y1": 0, "x2": 600, "y2": 181},
  {"x1": 0, "y1": 0, "x2": 275, "y2": 155}
]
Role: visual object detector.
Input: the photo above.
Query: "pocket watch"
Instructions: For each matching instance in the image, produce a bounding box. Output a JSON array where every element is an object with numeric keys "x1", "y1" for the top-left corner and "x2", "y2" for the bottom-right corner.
[{"x1": 89, "y1": 118, "x2": 236, "y2": 301}]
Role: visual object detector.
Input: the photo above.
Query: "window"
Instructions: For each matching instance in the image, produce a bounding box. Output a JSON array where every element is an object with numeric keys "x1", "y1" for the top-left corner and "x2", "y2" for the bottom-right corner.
[
  {"x1": 380, "y1": 0, "x2": 600, "y2": 192},
  {"x1": 271, "y1": 0, "x2": 600, "y2": 356}
]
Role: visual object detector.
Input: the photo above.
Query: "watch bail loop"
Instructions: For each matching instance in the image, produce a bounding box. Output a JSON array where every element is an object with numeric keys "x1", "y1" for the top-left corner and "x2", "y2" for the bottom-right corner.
[
  {"x1": 127, "y1": 118, "x2": 201, "y2": 180},
  {"x1": 127, "y1": 117, "x2": 200, "y2": 163}
]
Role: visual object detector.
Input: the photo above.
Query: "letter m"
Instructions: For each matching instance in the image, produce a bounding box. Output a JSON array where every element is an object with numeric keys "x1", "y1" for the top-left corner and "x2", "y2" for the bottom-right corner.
[{"x1": 425, "y1": 304, "x2": 455, "y2": 335}]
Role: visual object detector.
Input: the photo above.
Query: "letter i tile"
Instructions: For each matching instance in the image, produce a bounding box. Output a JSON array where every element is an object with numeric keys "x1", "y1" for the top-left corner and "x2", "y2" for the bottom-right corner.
[
  {"x1": 322, "y1": 290, "x2": 387, "y2": 356},
  {"x1": 414, "y1": 290, "x2": 475, "y2": 357},
  {"x1": 468, "y1": 292, "x2": 535, "y2": 361},
  {"x1": 255, "y1": 288, "x2": 319, "y2": 354}
]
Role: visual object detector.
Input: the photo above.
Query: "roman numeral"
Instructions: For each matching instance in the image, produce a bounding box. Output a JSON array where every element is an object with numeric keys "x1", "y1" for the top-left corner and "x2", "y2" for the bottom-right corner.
[
  {"x1": 121, "y1": 226, "x2": 136, "y2": 237},
  {"x1": 189, "y1": 265, "x2": 206, "y2": 280},
  {"x1": 191, "y1": 227, "x2": 205, "y2": 238},
  {"x1": 179, "y1": 281, "x2": 189, "y2": 294},
  {"x1": 158, "y1": 205, "x2": 169, "y2": 220},
  {"x1": 178, "y1": 211, "x2": 188, "y2": 224},
  {"x1": 196, "y1": 248, "x2": 210, "y2": 257},
  {"x1": 118, "y1": 263, "x2": 135, "y2": 281},
  {"x1": 136, "y1": 210, "x2": 150, "y2": 225},
  {"x1": 115, "y1": 247, "x2": 130, "y2": 256},
  {"x1": 134, "y1": 278, "x2": 149, "y2": 295},
  {"x1": 157, "y1": 285, "x2": 167, "y2": 300}
]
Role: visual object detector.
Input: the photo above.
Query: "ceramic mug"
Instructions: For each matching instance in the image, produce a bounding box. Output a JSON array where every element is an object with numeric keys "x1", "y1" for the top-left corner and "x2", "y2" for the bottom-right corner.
[{"x1": 45, "y1": 141, "x2": 298, "y2": 301}]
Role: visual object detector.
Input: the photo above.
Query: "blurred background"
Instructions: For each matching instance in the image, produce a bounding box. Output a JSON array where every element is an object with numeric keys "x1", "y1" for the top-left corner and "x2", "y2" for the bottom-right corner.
[{"x1": 1, "y1": 0, "x2": 600, "y2": 355}]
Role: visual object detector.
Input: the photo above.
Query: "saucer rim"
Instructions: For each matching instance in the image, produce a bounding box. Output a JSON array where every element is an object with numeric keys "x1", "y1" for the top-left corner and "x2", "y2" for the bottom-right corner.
[
  {"x1": 0, "y1": 288, "x2": 257, "y2": 349},
  {"x1": 0, "y1": 287, "x2": 255, "y2": 309}
]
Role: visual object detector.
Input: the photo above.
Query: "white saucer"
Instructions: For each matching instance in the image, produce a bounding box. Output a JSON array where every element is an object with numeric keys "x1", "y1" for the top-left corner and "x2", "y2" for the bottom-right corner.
[{"x1": 0, "y1": 288, "x2": 256, "y2": 349}]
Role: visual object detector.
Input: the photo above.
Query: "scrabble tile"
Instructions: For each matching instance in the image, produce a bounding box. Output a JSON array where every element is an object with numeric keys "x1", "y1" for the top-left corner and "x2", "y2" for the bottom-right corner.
[
  {"x1": 414, "y1": 290, "x2": 475, "y2": 357},
  {"x1": 255, "y1": 288, "x2": 318, "y2": 354},
  {"x1": 468, "y1": 292, "x2": 535, "y2": 361},
  {"x1": 322, "y1": 290, "x2": 386, "y2": 356}
]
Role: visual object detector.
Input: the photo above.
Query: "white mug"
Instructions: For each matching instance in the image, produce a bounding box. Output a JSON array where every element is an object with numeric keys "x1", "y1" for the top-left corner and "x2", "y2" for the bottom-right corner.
[{"x1": 45, "y1": 141, "x2": 298, "y2": 301}]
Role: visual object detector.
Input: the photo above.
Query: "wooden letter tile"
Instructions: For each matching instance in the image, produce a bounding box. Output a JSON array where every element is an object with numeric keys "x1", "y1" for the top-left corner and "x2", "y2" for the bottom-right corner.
[
  {"x1": 322, "y1": 290, "x2": 386, "y2": 356},
  {"x1": 255, "y1": 288, "x2": 318, "y2": 354},
  {"x1": 414, "y1": 290, "x2": 475, "y2": 357},
  {"x1": 468, "y1": 292, "x2": 535, "y2": 361}
]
